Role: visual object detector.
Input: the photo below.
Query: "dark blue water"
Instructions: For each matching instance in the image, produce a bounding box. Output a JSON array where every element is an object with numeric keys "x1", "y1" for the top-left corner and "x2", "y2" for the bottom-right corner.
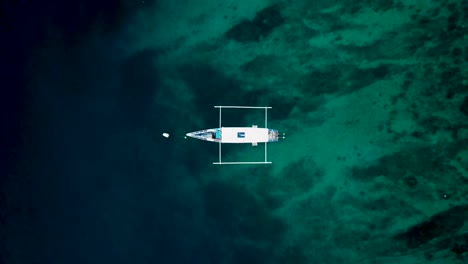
[{"x1": 1, "y1": 1, "x2": 223, "y2": 263}]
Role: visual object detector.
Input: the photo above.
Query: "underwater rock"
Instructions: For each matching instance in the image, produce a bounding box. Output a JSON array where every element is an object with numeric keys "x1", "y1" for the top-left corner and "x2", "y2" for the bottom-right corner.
[
  {"x1": 403, "y1": 176, "x2": 418, "y2": 188},
  {"x1": 225, "y1": 5, "x2": 284, "y2": 43},
  {"x1": 394, "y1": 205, "x2": 468, "y2": 249},
  {"x1": 451, "y1": 232, "x2": 468, "y2": 256},
  {"x1": 460, "y1": 96, "x2": 468, "y2": 117}
]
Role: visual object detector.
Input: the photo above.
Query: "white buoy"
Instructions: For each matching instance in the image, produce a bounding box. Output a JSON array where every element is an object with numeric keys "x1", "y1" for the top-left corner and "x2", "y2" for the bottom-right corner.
[{"x1": 162, "y1": 133, "x2": 170, "y2": 138}]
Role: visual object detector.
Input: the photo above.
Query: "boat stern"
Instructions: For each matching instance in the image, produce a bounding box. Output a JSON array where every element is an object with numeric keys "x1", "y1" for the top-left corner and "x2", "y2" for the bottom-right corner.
[{"x1": 268, "y1": 129, "x2": 279, "y2": 142}]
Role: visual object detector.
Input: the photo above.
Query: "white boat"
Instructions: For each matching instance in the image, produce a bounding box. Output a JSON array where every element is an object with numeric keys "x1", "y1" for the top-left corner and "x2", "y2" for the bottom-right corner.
[
  {"x1": 186, "y1": 106, "x2": 282, "y2": 165},
  {"x1": 186, "y1": 127, "x2": 279, "y2": 144}
]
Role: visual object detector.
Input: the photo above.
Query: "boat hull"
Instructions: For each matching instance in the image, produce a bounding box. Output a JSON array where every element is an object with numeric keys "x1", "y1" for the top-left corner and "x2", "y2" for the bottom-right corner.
[{"x1": 186, "y1": 127, "x2": 278, "y2": 143}]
